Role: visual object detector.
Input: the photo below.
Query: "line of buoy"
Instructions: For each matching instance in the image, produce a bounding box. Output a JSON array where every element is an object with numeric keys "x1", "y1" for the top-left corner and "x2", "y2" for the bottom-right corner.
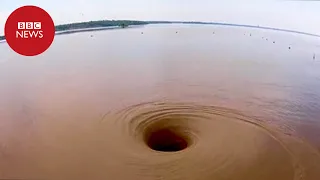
[
  {"x1": 142, "y1": 31, "x2": 317, "y2": 60},
  {"x1": 241, "y1": 33, "x2": 317, "y2": 60}
]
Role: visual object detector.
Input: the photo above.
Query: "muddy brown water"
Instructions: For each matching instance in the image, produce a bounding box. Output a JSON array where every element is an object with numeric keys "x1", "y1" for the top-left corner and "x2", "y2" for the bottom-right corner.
[{"x1": 0, "y1": 24, "x2": 320, "y2": 179}]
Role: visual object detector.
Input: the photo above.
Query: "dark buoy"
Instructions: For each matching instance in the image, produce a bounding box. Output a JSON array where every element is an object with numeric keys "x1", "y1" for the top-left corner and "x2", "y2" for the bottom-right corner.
[
  {"x1": 176, "y1": 31, "x2": 178, "y2": 34},
  {"x1": 273, "y1": 41, "x2": 275, "y2": 43},
  {"x1": 141, "y1": 32, "x2": 144, "y2": 34},
  {"x1": 90, "y1": 35, "x2": 93, "y2": 37},
  {"x1": 313, "y1": 53, "x2": 316, "y2": 60},
  {"x1": 289, "y1": 46, "x2": 291, "y2": 49},
  {"x1": 250, "y1": 34, "x2": 252, "y2": 36}
]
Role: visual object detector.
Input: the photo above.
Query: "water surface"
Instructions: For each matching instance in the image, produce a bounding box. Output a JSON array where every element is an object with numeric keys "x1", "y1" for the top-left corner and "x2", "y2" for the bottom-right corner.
[{"x1": 0, "y1": 24, "x2": 320, "y2": 179}]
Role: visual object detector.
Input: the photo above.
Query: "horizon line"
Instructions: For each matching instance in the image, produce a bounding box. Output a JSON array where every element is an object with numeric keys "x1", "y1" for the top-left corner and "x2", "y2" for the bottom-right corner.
[{"x1": 1, "y1": 20, "x2": 320, "y2": 38}]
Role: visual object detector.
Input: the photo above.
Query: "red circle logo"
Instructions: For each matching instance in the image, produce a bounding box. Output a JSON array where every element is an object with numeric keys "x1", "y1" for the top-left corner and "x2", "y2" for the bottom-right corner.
[{"x1": 4, "y1": 5, "x2": 55, "y2": 56}]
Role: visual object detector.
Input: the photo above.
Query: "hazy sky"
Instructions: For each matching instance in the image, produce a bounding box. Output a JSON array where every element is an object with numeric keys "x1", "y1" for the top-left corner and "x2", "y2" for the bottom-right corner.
[{"x1": 1, "y1": 0, "x2": 320, "y2": 35}]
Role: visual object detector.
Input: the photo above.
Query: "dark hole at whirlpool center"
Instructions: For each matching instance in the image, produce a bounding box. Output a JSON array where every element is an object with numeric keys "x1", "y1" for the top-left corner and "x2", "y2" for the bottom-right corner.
[{"x1": 146, "y1": 128, "x2": 189, "y2": 152}]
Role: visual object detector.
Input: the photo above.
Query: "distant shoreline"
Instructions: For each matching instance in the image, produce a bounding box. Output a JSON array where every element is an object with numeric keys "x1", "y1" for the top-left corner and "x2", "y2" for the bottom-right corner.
[
  {"x1": 152, "y1": 21, "x2": 320, "y2": 37},
  {"x1": 56, "y1": 26, "x2": 120, "y2": 35},
  {"x1": 0, "y1": 20, "x2": 148, "y2": 41},
  {"x1": 55, "y1": 25, "x2": 145, "y2": 36},
  {"x1": 1, "y1": 20, "x2": 320, "y2": 42}
]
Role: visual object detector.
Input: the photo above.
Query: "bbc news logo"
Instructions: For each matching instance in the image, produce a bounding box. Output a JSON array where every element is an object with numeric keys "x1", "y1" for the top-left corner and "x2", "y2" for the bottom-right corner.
[
  {"x1": 5, "y1": 6, "x2": 55, "y2": 56},
  {"x1": 16, "y1": 22, "x2": 43, "y2": 38}
]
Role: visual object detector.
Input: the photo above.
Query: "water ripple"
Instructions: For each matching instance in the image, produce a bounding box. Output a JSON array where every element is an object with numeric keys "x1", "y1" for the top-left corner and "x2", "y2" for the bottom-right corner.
[{"x1": 100, "y1": 101, "x2": 320, "y2": 180}]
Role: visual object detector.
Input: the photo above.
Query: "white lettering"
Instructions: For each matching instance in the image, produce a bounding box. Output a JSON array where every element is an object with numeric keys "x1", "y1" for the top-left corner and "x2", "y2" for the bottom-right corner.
[
  {"x1": 34, "y1": 22, "x2": 41, "y2": 29},
  {"x1": 38, "y1": 31, "x2": 43, "y2": 38},
  {"x1": 29, "y1": 31, "x2": 38, "y2": 38},
  {"x1": 23, "y1": 31, "x2": 29, "y2": 38},
  {"x1": 16, "y1": 31, "x2": 24, "y2": 38},
  {"x1": 17, "y1": 22, "x2": 25, "y2": 29},
  {"x1": 26, "y1": 22, "x2": 33, "y2": 29},
  {"x1": 15, "y1": 30, "x2": 44, "y2": 39}
]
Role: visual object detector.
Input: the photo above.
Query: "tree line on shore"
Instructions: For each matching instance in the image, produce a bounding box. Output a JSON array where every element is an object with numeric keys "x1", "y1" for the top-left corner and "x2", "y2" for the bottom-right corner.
[
  {"x1": 55, "y1": 20, "x2": 148, "y2": 31},
  {"x1": 0, "y1": 20, "x2": 149, "y2": 40}
]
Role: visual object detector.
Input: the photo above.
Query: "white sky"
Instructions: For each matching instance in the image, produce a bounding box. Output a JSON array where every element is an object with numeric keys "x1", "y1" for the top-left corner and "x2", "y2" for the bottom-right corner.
[{"x1": 1, "y1": 0, "x2": 320, "y2": 36}]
